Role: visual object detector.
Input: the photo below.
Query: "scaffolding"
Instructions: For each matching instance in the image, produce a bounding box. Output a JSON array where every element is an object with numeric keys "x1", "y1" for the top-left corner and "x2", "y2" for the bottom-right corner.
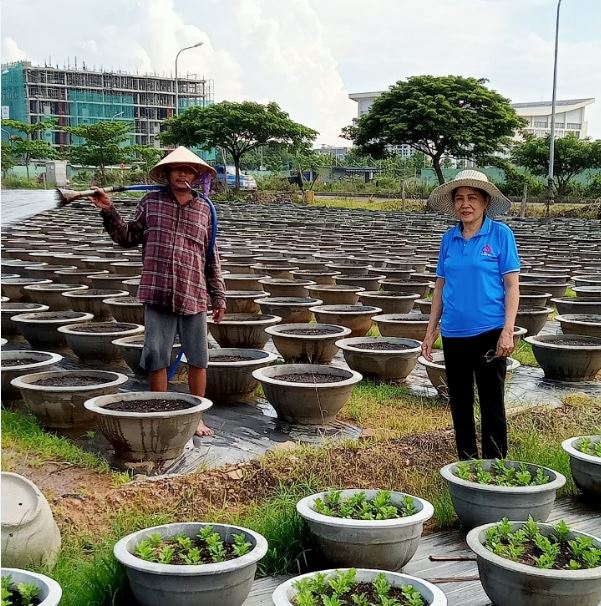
[{"x1": 1, "y1": 61, "x2": 214, "y2": 149}]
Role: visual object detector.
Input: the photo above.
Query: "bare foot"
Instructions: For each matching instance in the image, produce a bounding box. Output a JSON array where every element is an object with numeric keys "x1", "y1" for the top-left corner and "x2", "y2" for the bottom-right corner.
[{"x1": 194, "y1": 420, "x2": 214, "y2": 437}]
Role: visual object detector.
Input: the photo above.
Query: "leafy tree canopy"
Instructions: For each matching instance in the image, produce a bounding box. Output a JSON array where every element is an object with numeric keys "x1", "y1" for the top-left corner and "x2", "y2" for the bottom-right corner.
[
  {"x1": 161, "y1": 101, "x2": 317, "y2": 188},
  {"x1": 511, "y1": 134, "x2": 601, "y2": 197},
  {"x1": 343, "y1": 75, "x2": 526, "y2": 184}
]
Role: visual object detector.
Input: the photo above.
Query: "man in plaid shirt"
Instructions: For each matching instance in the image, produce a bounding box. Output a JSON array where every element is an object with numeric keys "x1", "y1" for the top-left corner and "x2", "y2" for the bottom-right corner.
[{"x1": 89, "y1": 147, "x2": 226, "y2": 437}]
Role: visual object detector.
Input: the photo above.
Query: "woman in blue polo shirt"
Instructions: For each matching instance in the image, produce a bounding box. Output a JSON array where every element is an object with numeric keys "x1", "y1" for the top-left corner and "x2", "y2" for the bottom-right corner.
[{"x1": 422, "y1": 170, "x2": 520, "y2": 460}]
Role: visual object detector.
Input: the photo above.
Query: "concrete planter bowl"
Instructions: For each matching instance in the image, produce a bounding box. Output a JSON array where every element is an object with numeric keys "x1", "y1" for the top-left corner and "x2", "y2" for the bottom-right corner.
[
  {"x1": 84, "y1": 392, "x2": 212, "y2": 470},
  {"x1": 561, "y1": 436, "x2": 601, "y2": 500},
  {"x1": 515, "y1": 306, "x2": 552, "y2": 336},
  {"x1": 89, "y1": 273, "x2": 137, "y2": 291},
  {"x1": 306, "y1": 284, "x2": 365, "y2": 305},
  {"x1": 414, "y1": 298, "x2": 432, "y2": 314},
  {"x1": 1, "y1": 473, "x2": 61, "y2": 569},
  {"x1": 291, "y1": 269, "x2": 340, "y2": 285},
  {"x1": 1, "y1": 302, "x2": 50, "y2": 336},
  {"x1": 10, "y1": 310, "x2": 94, "y2": 348},
  {"x1": 22, "y1": 283, "x2": 88, "y2": 310},
  {"x1": 440, "y1": 460, "x2": 566, "y2": 529},
  {"x1": 122, "y1": 277, "x2": 141, "y2": 297},
  {"x1": 25, "y1": 264, "x2": 77, "y2": 280},
  {"x1": 224, "y1": 290, "x2": 264, "y2": 314},
  {"x1": 551, "y1": 297, "x2": 601, "y2": 315},
  {"x1": 250, "y1": 263, "x2": 298, "y2": 279},
  {"x1": 112, "y1": 334, "x2": 181, "y2": 377},
  {"x1": 573, "y1": 285, "x2": 601, "y2": 298},
  {"x1": 520, "y1": 282, "x2": 569, "y2": 298},
  {"x1": 223, "y1": 274, "x2": 268, "y2": 292},
  {"x1": 1, "y1": 351, "x2": 63, "y2": 403},
  {"x1": 54, "y1": 268, "x2": 108, "y2": 287},
  {"x1": 378, "y1": 279, "x2": 432, "y2": 298},
  {"x1": 103, "y1": 296, "x2": 144, "y2": 324},
  {"x1": 61, "y1": 288, "x2": 129, "y2": 321},
  {"x1": 525, "y1": 334, "x2": 601, "y2": 381},
  {"x1": 1, "y1": 277, "x2": 52, "y2": 302},
  {"x1": 556, "y1": 314, "x2": 601, "y2": 338},
  {"x1": 520, "y1": 292, "x2": 552, "y2": 307},
  {"x1": 296, "y1": 490, "x2": 434, "y2": 570},
  {"x1": 257, "y1": 278, "x2": 315, "y2": 298},
  {"x1": 264, "y1": 323, "x2": 351, "y2": 363},
  {"x1": 11, "y1": 370, "x2": 128, "y2": 436},
  {"x1": 254, "y1": 296, "x2": 322, "y2": 324},
  {"x1": 418, "y1": 351, "x2": 521, "y2": 398},
  {"x1": 310, "y1": 304, "x2": 382, "y2": 338},
  {"x1": 1, "y1": 568, "x2": 62, "y2": 606},
  {"x1": 336, "y1": 337, "x2": 422, "y2": 382},
  {"x1": 207, "y1": 313, "x2": 281, "y2": 349},
  {"x1": 358, "y1": 291, "x2": 420, "y2": 314},
  {"x1": 252, "y1": 363, "x2": 362, "y2": 424},
  {"x1": 466, "y1": 521, "x2": 601, "y2": 606},
  {"x1": 272, "y1": 568, "x2": 447, "y2": 606},
  {"x1": 113, "y1": 522, "x2": 268, "y2": 606},
  {"x1": 58, "y1": 321, "x2": 144, "y2": 362},
  {"x1": 206, "y1": 348, "x2": 279, "y2": 404},
  {"x1": 373, "y1": 313, "x2": 430, "y2": 341},
  {"x1": 334, "y1": 274, "x2": 386, "y2": 291}
]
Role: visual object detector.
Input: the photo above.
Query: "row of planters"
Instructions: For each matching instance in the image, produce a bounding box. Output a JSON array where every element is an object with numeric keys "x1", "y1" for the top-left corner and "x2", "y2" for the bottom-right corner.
[{"x1": 4, "y1": 444, "x2": 599, "y2": 605}]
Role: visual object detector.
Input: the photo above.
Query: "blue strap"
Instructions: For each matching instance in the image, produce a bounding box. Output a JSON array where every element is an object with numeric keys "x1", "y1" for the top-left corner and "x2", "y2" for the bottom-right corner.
[{"x1": 167, "y1": 194, "x2": 218, "y2": 381}]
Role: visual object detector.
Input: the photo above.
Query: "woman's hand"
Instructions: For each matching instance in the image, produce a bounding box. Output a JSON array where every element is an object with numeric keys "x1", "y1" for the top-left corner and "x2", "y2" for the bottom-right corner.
[
  {"x1": 88, "y1": 187, "x2": 113, "y2": 211},
  {"x1": 495, "y1": 327, "x2": 515, "y2": 358},
  {"x1": 421, "y1": 330, "x2": 438, "y2": 362}
]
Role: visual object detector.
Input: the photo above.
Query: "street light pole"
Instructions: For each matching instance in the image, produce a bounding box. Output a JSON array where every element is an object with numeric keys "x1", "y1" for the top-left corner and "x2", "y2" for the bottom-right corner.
[
  {"x1": 175, "y1": 42, "x2": 203, "y2": 117},
  {"x1": 546, "y1": 0, "x2": 562, "y2": 217}
]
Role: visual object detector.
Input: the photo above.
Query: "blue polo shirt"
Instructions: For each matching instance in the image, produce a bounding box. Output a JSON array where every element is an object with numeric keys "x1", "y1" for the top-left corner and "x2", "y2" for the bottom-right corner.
[{"x1": 436, "y1": 217, "x2": 520, "y2": 338}]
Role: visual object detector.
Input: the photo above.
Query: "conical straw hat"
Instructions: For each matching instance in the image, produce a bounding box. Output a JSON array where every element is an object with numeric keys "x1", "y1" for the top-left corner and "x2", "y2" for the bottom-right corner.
[
  {"x1": 427, "y1": 170, "x2": 511, "y2": 217},
  {"x1": 149, "y1": 146, "x2": 217, "y2": 184}
]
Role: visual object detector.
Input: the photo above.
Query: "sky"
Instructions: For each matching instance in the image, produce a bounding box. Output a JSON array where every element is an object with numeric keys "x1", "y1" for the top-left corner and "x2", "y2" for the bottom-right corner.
[{"x1": 2, "y1": 0, "x2": 600, "y2": 145}]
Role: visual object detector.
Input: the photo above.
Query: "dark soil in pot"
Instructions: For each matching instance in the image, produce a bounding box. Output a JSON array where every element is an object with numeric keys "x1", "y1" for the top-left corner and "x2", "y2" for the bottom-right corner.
[
  {"x1": 74, "y1": 323, "x2": 137, "y2": 333},
  {"x1": 210, "y1": 355, "x2": 253, "y2": 362},
  {"x1": 103, "y1": 398, "x2": 195, "y2": 412},
  {"x1": 276, "y1": 372, "x2": 345, "y2": 383},
  {"x1": 1, "y1": 357, "x2": 44, "y2": 366},
  {"x1": 351, "y1": 342, "x2": 414, "y2": 351},
  {"x1": 281, "y1": 327, "x2": 342, "y2": 335},
  {"x1": 32, "y1": 375, "x2": 108, "y2": 387}
]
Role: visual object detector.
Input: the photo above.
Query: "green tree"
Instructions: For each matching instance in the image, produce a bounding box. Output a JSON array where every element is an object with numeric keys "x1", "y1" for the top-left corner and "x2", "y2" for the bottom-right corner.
[
  {"x1": 511, "y1": 134, "x2": 601, "y2": 198},
  {"x1": 161, "y1": 101, "x2": 318, "y2": 189},
  {"x1": 124, "y1": 145, "x2": 164, "y2": 182},
  {"x1": 61, "y1": 121, "x2": 132, "y2": 184},
  {"x1": 342, "y1": 75, "x2": 526, "y2": 184},
  {"x1": 1, "y1": 118, "x2": 58, "y2": 178},
  {"x1": 1, "y1": 141, "x2": 18, "y2": 175}
]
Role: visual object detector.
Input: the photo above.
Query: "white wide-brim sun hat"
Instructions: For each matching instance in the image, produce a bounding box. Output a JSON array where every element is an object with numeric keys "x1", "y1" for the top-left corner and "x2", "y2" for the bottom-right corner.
[
  {"x1": 149, "y1": 146, "x2": 217, "y2": 184},
  {"x1": 427, "y1": 169, "x2": 511, "y2": 218}
]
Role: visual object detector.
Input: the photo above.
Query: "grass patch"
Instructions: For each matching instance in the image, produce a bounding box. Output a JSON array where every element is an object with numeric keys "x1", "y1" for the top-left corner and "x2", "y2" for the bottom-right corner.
[
  {"x1": 340, "y1": 379, "x2": 451, "y2": 439},
  {"x1": 1, "y1": 410, "x2": 110, "y2": 472},
  {"x1": 512, "y1": 340, "x2": 538, "y2": 367}
]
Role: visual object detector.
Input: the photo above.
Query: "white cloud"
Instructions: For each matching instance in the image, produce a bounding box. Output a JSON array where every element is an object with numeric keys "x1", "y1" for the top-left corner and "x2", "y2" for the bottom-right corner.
[{"x1": 2, "y1": 37, "x2": 31, "y2": 62}]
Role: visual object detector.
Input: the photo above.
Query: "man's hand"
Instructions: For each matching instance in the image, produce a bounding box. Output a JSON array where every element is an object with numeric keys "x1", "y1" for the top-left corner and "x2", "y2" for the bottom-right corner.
[
  {"x1": 495, "y1": 327, "x2": 515, "y2": 358},
  {"x1": 88, "y1": 187, "x2": 113, "y2": 211},
  {"x1": 421, "y1": 329, "x2": 438, "y2": 362},
  {"x1": 212, "y1": 306, "x2": 226, "y2": 324}
]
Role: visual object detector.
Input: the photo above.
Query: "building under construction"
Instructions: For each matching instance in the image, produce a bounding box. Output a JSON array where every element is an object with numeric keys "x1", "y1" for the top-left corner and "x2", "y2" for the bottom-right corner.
[{"x1": 1, "y1": 61, "x2": 213, "y2": 148}]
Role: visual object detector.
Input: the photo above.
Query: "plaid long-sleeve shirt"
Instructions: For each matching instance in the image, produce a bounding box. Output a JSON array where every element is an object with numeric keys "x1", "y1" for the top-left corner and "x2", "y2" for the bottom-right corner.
[{"x1": 101, "y1": 189, "x2": 226, "y2": 315}]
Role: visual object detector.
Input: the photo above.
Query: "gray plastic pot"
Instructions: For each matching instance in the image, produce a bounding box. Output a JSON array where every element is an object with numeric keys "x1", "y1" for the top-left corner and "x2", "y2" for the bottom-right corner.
[
  {"x1": 561, "y1": 436, "x2": 601, "y2": 500},
  {"x1": 272, "y1": 568, "x2": 447, "y2": 606},
  {"x1": 296, "y1": 489, "x2": 433, "y2": 570},
  {"x1": 466, "y1": 521, "x2": 601, "y2": 606},
  {"x1": 113, "y1": 522, "x2": 268, "y2": 606},
  {"x1": 1, "y1": 568, "x2": 62, "y2": 606},
  {"x1": 440, "y1": 459, "x2": 566, "y2": 528}
]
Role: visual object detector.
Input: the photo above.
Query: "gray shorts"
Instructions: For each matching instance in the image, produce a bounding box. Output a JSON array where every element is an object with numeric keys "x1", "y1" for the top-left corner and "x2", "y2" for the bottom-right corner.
[{"x1": 140, "y1": 305, "x2": 208, "y2": 372}]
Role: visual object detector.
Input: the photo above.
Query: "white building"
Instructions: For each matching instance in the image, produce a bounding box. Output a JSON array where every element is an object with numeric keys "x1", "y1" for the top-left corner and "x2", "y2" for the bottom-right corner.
[
  {"x1": 511, "y1": 98, "x2": 594, "y2": 139},
  {"x1": 348, "y1": 91, "x2": 414, "y2": 157}
]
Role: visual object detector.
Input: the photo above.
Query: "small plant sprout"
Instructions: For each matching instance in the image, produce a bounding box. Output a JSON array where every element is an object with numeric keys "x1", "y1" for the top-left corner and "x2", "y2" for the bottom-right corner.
[
  {"x1": 16, "y1": 583, "x2": 41, "y2": 606},
  {"x1": 455, "y1": 459, "x2": 550, "y2": 487},
  {"x1": 133, "y1": 526, "x2": 254, "y2": 565},
  {"x1": 484, "y1": 516, "x2": 601, "y2": 571},
  {"x1": 576, "y1": 437, "x2": 601, "y2": 458},
  {"x1": 312, "y1": 489, "x2": 417, "y2": 520}
]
